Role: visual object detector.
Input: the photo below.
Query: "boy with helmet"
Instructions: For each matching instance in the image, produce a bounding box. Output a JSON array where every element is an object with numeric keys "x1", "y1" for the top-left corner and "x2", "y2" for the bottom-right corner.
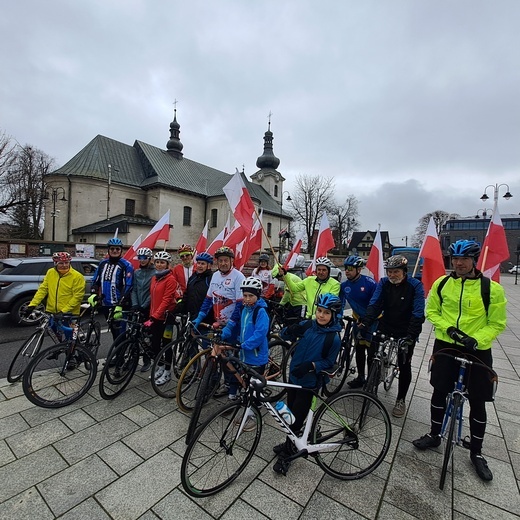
[
  {"x1": 130, "y1": 247, "x2": 155, "y2": 372},
  {"x1": 251, "y1": 253, "x2": 275, "y2": 299},
  {"x1": 146, "y1": 251, "x2": 183, "y2": 385},
  {"x1": 172, "y1": 244, "x2": 195, "y2": 294},
  {"x1": 361, "y1": 254, "x2": 425, "y2": 418},
  {"x1": 272, "y1": 293, "x2": 343, "y2": 474},
  {"x1": 413, "y1": 240, "x2": 506, "y2": 482},
  {"x1": 221, "y1": 277, "x2": 269, "y2": 408},
  {"x1": 339, "y1": 255, "x2": 378, "y2": 388},
  {"x1": 26, "y1": 252, "x2": 85, "y2": 320},
  {"x1": 275, "y1": 257, "x2": 340, "y2": 319}
]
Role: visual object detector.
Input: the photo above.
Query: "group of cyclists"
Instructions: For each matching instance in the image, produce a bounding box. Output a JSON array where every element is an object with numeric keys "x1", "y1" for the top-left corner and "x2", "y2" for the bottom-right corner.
[{"x1": 20, "y1": 235, "x2": 507, "y2": 483}]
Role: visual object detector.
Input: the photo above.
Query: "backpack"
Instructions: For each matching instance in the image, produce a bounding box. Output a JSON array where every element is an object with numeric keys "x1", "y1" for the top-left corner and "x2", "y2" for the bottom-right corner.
[{"x1": 436, "y1": 275, "x2": 491, "y2": 314}]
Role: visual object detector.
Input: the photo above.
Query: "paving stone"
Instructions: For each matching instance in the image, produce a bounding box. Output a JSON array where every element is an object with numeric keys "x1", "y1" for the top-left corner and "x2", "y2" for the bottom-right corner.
[
  {"x1": 152, "y1": 488, "x2": 214, "y2": 520},
  {"x1": 378, "y1": 501, "x2": 421, "y2": 519},
  {"x1": 453, "y1": 490, "x2": 520, "y2": 520},
  {"x1": 95, "y1": 448, "x2": 182, "y2": 520},
  {"x1": 60, "y1": 408, "x2": 98, "y2": 432},
  {"x1": 58, "y1": 497, "x2": 113, "y2": 519},
  {"x1": 0, "y1": 438, "x2": 15, "y2": 466},
  {"x1": 0, "y1": 394, "x2": 35, "y2": 420},
  {"x1": 0, "y1": 487, "x2": 54, "y2": 520},
  {"x1": 37, "y1": 454, "x2": 117, "y2": 516},
  {"x1": 0, "y1": 446, "x2": 68, "y2": 502},
  {"x1": 1, "y1": 381, "x2": 25, "y2": 399},
  {"x1": 54, "y1": 414, "x2": 139, "y2": 464},
  {"x1": 6, "y1": 417, "x2": 72, "y2": 457},
  {"x1": 99, "y1": 441, "x2": 144, "y2": 475},
  {"x1": 122, "y1": 404, "x2": 159, "y2": 427},
  {"x1": 0, "y1": 412, "x2": 29, "y2": 440},
  {"x1": 82, "y1": 386, "x2": 151, "y2": 422},
  {"x1": 220, "y1": 498, "x2": 270, "y2": 520}
]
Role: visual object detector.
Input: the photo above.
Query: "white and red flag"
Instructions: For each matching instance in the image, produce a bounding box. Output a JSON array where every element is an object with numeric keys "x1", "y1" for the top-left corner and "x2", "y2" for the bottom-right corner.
[
  {"x1": 207, "y1": 226, "x2": 227, "y2": 256},
  {"x1": 193, "y1": 220, "x2": 209, "y2": 258},
  {"x1": 306, "y1": 212, "x2": 335, "y2": 276},
  {"x1": 366, "y1": 228, "x2": 385, "y2": 282},
  {"x1": 245, "y1": 209, "x2": 264, "y2": 259},
  {"x1": 123, "y1": 234, "x2": 143, "y2": 268},
  {"x1": 418, "y1": 217, "x2": 446, "y2": 296},
  {"x1": 223, "y1": 171, "x2": 255, "y2": 234},
  {"x1": 283, "y1": 230, "x2": 304, "y2": 269},
  {"x1": 223, "y1": 219, "x2": 248, "y2": 249},
  {"x1": 139, "y1": 210, "x2": 171, "y2": 250},
  {"x1": 477, "y1": 201, "x2": 510, "y2": 282}
]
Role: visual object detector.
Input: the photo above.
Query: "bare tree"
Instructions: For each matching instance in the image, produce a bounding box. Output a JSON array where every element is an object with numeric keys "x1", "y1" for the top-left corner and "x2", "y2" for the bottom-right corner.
[
  {"x1": 0, "y1": 131, "x2": 19, "y2": 214},
  {"x1": 411, "y1": 210, "x2": 460, "y2": 247},
  {"x1": 289, "y1": 174, "x2": 335, "y2": 254},
  {"x1": 6, "y1": 145, "x2": 56, "y2": 239},
  {"x1": 329, "y1": 195, "x2": 360, "y2": 255}
]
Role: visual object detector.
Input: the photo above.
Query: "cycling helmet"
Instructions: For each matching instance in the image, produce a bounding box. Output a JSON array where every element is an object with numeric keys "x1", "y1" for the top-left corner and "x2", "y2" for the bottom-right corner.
[
  {"x1": 178, "y1": 244, "x2": 194, "y2": 256},
  {"x1": 385, "y1": 255, "x2": 408, "y2": 270},
  {"x1": 52, "y1": 252, "x2": 72, "y2": 263},
  {"x1": 294, "y1": 255, "x2": 306, "y2": 268},
  {"x1": 136, "y1": 247, "x2": 153, "y2": 259},
  {"x1": 154, "y1": 251, "x2": 172, "y2": 262},
  {"x1": 258, "y1": 253, "x2": 270, "y2": 262},
  {"x1": 195, "y1": 252, "x2": 214, "y2": 264},
  {"x1": 343, "y1": 255, "x2": 364, "y2": 268},
  {"x1": 107, "y1": 237, "x2": 123, "y2": 247},
  {"x1": 316, "y1": 293, "x2": 343, "y2": 317},
  {"x1": 315, "y1": 257, "x2": 334, "y2": 270},
  {"x1": 214, "y1": 246, "x2": 235, "y2": 259},
  {"x1": 449, "y1": 240, "x2": 481, "y2": 259},
  {"x1": 240, "y1": 277, "x2": 263, "y2": 296}
]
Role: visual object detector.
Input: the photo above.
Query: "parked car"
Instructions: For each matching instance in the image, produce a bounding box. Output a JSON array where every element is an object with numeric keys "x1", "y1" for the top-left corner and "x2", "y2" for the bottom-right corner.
[
  {"x1": 509, "y1": 265, "x2": 519, "y2": 274},
  {"x1": 0, "y1": 257, "x2": 99, "y2": 325}
]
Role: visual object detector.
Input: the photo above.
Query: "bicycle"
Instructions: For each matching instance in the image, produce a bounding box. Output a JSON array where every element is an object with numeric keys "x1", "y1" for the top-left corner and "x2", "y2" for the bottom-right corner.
[
  {"x1": 9, "y1": 305, "x2": 101, "y2": 384},
  {"x1": 430, "y1": 345, "x2": 498, "y2": 490},
  {"x1": 181, "y1": 358, "x2": 391, "y2": 497},
  {"x1": 363, "y1": 332, "x2": 404, "y2": 397},
  {"x1": 22, "y1": 314, "x2": 99, "y2": 408}
]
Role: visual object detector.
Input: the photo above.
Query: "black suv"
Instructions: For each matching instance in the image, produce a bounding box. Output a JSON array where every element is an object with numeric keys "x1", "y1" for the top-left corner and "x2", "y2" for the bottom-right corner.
[{"x1": 0, "y1": 257, "x2": 99, "y2": 325}]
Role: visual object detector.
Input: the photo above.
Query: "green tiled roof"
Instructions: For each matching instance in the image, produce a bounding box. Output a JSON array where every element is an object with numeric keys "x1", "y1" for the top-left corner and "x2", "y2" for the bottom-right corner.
[{"x1": 72, "y1": 214, "x2": 157, "y2": 234}]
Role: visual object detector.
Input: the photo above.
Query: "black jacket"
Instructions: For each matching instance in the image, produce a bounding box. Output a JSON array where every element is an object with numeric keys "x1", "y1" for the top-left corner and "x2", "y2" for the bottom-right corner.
[{"x1": 176, "y1": 269, "x2": 214, "y2": 322}]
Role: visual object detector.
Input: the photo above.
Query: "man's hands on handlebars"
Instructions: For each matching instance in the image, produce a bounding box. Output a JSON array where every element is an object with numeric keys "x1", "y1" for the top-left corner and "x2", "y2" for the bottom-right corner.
[{"x1": 447, "y1": 326, "x2": 478, "y2": 350}]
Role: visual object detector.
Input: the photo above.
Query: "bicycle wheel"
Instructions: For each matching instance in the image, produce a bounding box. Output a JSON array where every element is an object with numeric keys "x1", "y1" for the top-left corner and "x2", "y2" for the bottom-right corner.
[
  {"x1": 176, "y1": 348, "x2": 212, "y2": 412},
  {"x1": 322, "y1": 334, "x2": 353, "y2": 397},
  {"x1": 383, "y1": 343, "x2": 399, "y2": 392},
  {"x1": 85, "y1": 320, "x2": 101, "y2": 354},
  {"x1": 262, "y1": 339, "x2": 290, "y2": 402},
  {"x1": 181, "y1": 402, "x2": 262, "y2": 497},
  {"x1": 7, "y1": 331, "x2": 45, "y2": 383},
  {"x1": 440, "y1": 393, "x2": 461, "y2": 490},
  {"x1": 364, "y1": 359, "x2": 381, "y2": 396},
  {"x1": 23, "y1": 343, "x2": 97, "y2": 408},
  {"x1": 98, "y1": 338, "x2": 140, "y2": 400},
  {"x1": 310, "y1": 390, "x2": 391, "y2": 480}
]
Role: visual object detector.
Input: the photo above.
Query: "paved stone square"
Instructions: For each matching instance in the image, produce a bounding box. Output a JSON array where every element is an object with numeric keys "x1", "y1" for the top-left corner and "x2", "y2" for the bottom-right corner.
[{"x1": 0, "y1": 277, "x2": 519, "y2": 519}]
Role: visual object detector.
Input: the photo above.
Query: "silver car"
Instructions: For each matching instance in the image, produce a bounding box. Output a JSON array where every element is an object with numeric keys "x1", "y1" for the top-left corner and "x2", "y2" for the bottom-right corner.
[{"x1": 0, "y1": 257, "x2": 99, "y2": 325}]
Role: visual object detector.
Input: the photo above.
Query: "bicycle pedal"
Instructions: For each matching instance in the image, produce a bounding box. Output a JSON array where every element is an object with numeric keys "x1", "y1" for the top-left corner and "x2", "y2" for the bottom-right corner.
[{"x1": 462, "y1": 436, "x2": 471, "y2": 449}]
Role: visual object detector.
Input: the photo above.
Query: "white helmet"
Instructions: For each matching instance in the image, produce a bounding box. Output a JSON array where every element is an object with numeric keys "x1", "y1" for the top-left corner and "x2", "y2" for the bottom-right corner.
[
  {"x1": 136, "y1": 247, "x2": 153, "y2": 258},
  {"x1": 240, "y1": 277, "x2": 263, "y2": 295},
  {"x1": 315, "y1": 257, "x2": 334, "y2": 269},
  {"x1": 154, "y1": 251, "x2": 172, "y2": 262}
]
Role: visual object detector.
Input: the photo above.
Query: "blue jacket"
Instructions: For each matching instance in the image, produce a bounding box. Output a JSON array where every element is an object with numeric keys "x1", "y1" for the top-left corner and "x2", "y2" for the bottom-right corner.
[
  {"x1": 223, "y1": 298, "x2": 269, "y2": 366},
  {"x1": 91, "y1": 257, "x2": 134, "y2": 307},
  {"x1": 282, "y1": 318, "x2": 342, "y2": 388}
]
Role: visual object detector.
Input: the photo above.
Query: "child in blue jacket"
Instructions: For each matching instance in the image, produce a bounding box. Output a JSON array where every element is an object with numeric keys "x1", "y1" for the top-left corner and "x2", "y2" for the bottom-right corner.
[{"x1": 273, "y1": 293, "x2": 343, "y2": 474}]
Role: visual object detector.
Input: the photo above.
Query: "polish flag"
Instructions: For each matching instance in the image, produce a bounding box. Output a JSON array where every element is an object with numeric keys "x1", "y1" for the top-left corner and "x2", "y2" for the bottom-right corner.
[
  {"x1": 207, "y1": 226, "x2": 227, "y2": 256},
  {"x1": 139, "y1": 210, "x2": 171, "y2": 250},
  {"x1": 223, "y1": 219, "x2": 248, "y2": 249},
  {"x1": 193, "y1": 220, "x2": 209, "y2": 258},
  {"x1": 223, "y1": 213, "x2": 231, "y2": 239},
  {"x1": 233, "y1": 237, "x2": 249, "y2": 271},
  {"x1": 123, "y1": 234, "x2": 143, "y2": 269},
  {"x1": 306, "y1": 212, "x2": 335, "y2": 275},
  {"x1": 239, "y1": 209, "x2": 264, "y2": 268},
  {"x1": 223, "y1": 171, "x2": 255, "y2": 234},
  {"x1": 283, "y1": 230, "x2": 304, "y2": 269},
  {"x1": 366, "y1": 228, "x2": 385, "y2": 282},
  {"x1": 477, "y1": 201, "x2": 510, "y2": 282},
  {"x1": 418, "y1": 217, "x2": 446, "y2": 296}
]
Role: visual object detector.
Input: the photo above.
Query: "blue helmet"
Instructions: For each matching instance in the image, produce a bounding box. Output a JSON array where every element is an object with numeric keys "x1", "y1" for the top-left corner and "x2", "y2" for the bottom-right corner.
[
  {"x1": 107, "y1": 237, "x2": 123, "y2": 247},
  {"x1": 316, "y1": 293, "x2": 343, "y2": 317},
  {"x1": 196, "y1": 252, "x2": 214, "y2": 264},
  {"x1": 343, "y1": 255, "x2": 364, "y2": 268},
  {"x1": 449, "y1": 240, "x2": 481, "y2": 259}
]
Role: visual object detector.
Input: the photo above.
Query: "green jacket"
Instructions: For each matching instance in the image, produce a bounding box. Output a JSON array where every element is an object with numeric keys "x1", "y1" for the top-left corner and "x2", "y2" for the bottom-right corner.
[
  {"x1": 284, "y1": 274, "x2": 340, "y2": 319},
  {"x1": 279, "y1": 272, "x2": 307, "y2": 307},
  {"x1": 426, "y1": 273, "x2": 507, "y2": 350},
  {"x1": 30, "y1": 266, "x2": 86, "y2": 315}
]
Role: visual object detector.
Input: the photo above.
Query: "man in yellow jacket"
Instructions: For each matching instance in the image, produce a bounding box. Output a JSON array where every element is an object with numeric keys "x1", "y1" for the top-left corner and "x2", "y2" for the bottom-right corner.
[
  {"x1": 27, "y1": 252, "x2": 86, "y2": 317},
  {"x1": 413, "y1": 240, "x2": 507, "y2": 482}
]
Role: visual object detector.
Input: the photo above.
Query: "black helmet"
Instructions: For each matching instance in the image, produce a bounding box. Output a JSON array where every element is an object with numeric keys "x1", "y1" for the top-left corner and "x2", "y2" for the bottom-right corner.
[
  {"x1": 258, "y1": 253, "x2": 269, "y2": 263},
  {"x1": 214, "y1": 246, "x2": 235, "y2": 259},
  {"x1": 385, "y1": 255, "x2": 408, "y2": 270},
  {"x1": 449, "y1": 240, "x2": 481, "y2": 259}
]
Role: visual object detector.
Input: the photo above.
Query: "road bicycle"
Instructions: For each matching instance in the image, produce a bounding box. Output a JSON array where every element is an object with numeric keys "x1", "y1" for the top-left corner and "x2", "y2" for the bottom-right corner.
[
  {"x1": 181, "y1": 358, "x2": 391, "y2": 497},
  {"x1": 430, "y1": 344, "x2": 498, "y2": 490},
  {"x1": 364, "y1": 332, "x2": 404, "y2": 396},
  {"x1": 9, "y1": 305, "x2": 101, "y2": 385},
  {"x1": 22, "y1": 308, "x2": 102, "y2": 408}
]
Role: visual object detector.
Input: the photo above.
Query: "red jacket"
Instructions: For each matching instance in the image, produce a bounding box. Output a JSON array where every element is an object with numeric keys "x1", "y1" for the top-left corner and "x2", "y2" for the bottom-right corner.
[
  {"x1": 171, "y1": 263, "x2": 193, "y2": 294},
  {"x1": 150, "y1": 271, "x2": 183, "y2": 321}
]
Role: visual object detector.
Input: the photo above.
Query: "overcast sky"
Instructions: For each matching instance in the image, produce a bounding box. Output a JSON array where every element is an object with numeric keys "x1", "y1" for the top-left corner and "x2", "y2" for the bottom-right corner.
[{"x1": 2, "y1": 0, "x2": 520, "y2": 245}]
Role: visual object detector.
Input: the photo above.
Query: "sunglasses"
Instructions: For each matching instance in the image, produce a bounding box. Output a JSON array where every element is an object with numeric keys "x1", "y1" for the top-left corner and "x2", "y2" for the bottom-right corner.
[
  {"x1": 109, "y1": 247, "x2": 122, "y2": 252},
  {"x1": 345, "y1": 266, "x2": 356, "y2": 271}
]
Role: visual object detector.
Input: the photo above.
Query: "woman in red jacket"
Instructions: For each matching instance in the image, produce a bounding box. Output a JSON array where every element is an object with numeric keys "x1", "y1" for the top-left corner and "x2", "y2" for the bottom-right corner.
[{"x1": 144, "y1": 251, "x2": 183, "y2": 385}]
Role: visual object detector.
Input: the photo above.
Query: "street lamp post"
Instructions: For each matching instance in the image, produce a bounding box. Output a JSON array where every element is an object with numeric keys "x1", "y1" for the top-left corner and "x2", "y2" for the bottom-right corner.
[
  {"x1": 480, "y1": 183, "x2": 513, "y2": 204},
  {"x1": 44, "y1": 187, "x2": 67, "y2": 241},
  {"x1": 279, "y1": 191, "x2": 292, "y2": 253}
]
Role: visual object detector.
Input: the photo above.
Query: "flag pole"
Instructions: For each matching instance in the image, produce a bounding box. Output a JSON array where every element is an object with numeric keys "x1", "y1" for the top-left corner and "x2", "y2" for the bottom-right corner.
[{"x1": 480, "y1": 245, "x2": 489, "y2": 272}]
